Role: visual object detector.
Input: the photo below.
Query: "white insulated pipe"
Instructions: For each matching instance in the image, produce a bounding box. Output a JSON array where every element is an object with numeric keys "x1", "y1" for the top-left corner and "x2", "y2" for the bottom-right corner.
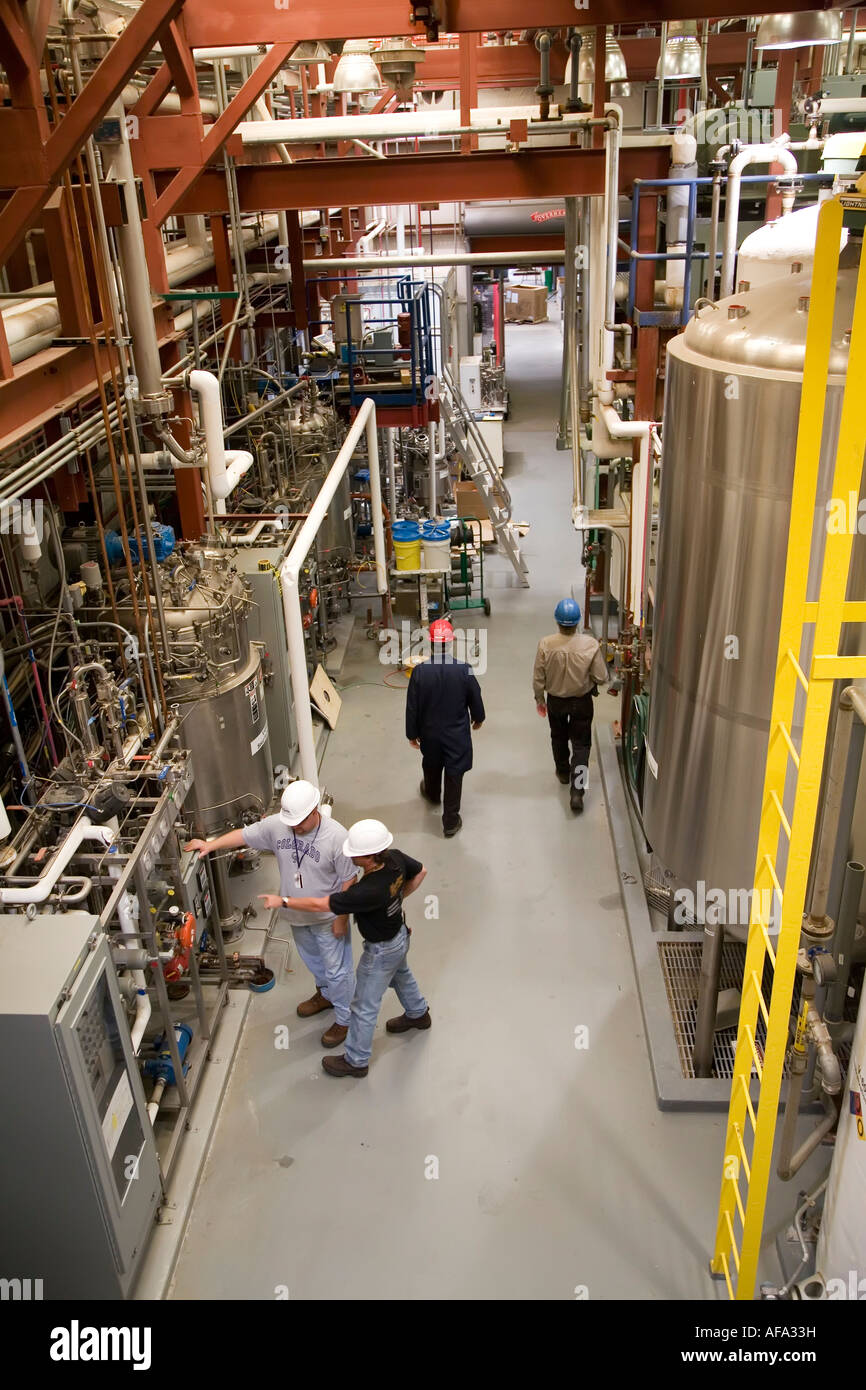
[
  {"x1": 385, "y1": 427, "x2": 397, "y2": 519},
  {"x1": 304, "y1": 250, "x2": 566, "y2": 271},
  {"x1": 281, "y1": 398, "x2": 386, "y2": 785},
  {"x1": 0, "y1": 816, "x2": 115, "y2": 905},
  {"x1": 720, "y1": 141, "x2": 799, "y2": 298},
  {"x1": 599, "y1": 406, "x2": 654, "y2": 625},
  {"x1": 116, "y1": 888, "x2": 151, "y2": 1053},
  {"x1": 188, "y1": 370, "x2": 254, "y2": 515},
  {"x1": 238, "y1": 106, "x2": 606, "y2": 146}
]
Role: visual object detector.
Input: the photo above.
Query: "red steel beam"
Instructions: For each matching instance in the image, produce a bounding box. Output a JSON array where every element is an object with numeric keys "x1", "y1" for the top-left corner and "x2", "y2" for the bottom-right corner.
[
  {"x1": 180, "y1": 1, "x2": 826, "y2": 46},
  {"x1": 0, "y1": 0, "x2": 185, "y2": 265},
  {"x1": 151, "y1": 40, "x2": 294, "y2": 224},
  {"x1": 416, "y1": 42, "x2": 567, "y2": 89},
  {"x1": 158, "y1": 145, "x2": 668, "y2": 215}
]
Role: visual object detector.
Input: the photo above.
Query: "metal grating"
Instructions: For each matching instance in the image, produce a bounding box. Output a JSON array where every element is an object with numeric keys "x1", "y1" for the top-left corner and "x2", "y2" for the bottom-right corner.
[
  {"x1": 659, "y1": 939, "x2": 796, "y2": 1082},
  {"x1": 643, "y1": 866, "x2": 672, "y2": 917}
]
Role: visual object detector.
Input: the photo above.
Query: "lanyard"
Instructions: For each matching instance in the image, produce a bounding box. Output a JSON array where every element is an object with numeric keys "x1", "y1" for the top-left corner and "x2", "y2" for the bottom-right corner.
[{"x1": 292, "y1": 819, "x2": 321, "y2": 884}]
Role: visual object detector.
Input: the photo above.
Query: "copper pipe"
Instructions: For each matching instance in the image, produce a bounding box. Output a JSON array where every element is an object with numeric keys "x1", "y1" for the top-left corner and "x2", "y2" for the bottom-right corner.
[
  {"x1": 47, "y1": 69, "x2": 159, "y2": 734},
  {"x1": 65, "y1": 98, "x2": 168, "y2": 723}
]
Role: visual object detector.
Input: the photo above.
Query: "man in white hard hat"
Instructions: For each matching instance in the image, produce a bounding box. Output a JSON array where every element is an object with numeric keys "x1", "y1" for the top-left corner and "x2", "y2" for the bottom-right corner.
[
  {"x1": 184, "y1": 781, "x2": 359, "y2": 1048},
  {"x1": 288, "y1": 818, "x2": 430, "y2": 1078}
]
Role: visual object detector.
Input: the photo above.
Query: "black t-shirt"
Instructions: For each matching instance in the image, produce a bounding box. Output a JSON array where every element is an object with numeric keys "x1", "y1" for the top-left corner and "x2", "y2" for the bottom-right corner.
[{"x1": 329, "y1": 849, "x2": 423, "y2": 942}]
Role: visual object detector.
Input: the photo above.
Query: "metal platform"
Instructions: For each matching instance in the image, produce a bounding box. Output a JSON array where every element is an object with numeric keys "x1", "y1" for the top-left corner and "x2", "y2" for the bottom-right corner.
[{"x1": 597, "y1": 719, "x2": 803, "y2": 1111}]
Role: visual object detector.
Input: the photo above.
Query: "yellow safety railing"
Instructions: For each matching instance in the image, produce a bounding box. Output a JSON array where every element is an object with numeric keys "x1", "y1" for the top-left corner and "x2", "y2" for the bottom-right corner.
[{"x1": 711, "y1": 190, "x2": 866, "y2": 1300}]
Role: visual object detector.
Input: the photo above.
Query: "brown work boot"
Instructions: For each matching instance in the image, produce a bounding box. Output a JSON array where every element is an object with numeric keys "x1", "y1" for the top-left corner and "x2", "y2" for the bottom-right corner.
[
  {"x1": 386, "y1": 1010, "x2": 432, "y2": 1034},
  {"x1": 322, "y1": 1054, "x2": 368, "y2": 1078},
  {"x1": 297, "y1": 989, "x2": 332, "y2": 1018},
  {"x1": 321, "y1": 1022, "x2": 348, "y2": 1049}
]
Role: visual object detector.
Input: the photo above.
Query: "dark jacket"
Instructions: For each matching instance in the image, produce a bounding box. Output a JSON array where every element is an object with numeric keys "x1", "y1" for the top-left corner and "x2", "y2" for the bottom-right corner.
[{"x1": 406, "y1": 655, "x2": 485, "y2": 775}]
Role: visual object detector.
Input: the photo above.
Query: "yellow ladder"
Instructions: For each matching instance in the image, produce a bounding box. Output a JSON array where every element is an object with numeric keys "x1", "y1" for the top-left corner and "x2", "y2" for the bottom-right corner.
[{"x1": 711, "y1": 192, "x2": 866, "y2": 1300}]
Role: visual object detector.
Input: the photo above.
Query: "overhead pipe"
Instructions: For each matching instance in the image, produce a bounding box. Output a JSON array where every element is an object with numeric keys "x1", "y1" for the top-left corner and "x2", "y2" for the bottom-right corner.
[
  {"x1": 280, "y1": 398, "x2": 386, "y2": 785},
  {"x1": 0, "y1": 816, "x2": 115, "y2": 905},
  {"x1": 238, "y1": 107, "x2": 614, "y2": 146},
  {"x1": 304, "y1": 250, "x2": 566, "y2": 271},
  {"x1": 720, "y1": 141, "x2": 799, "y2": 298},
  {"x1": 188, "y1": 370, "x2": 254, "y2": 515}
]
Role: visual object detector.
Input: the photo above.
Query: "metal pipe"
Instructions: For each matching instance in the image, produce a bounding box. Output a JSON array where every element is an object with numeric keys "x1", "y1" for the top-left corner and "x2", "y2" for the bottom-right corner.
[
  {"x1": 428, "y1": 423, "x2": 437, "y2": 516},
  {"x1": 826, "y1": 860, "x2": 865, "y2": 1032},
  {"x1": 0, "y1": 642, "x2": 33, "y2": 804},
  {"x1": 101, "y1": 102, "x2": 163, "y2": 398},
  {"x1": 238, "y1": 108, "x2": 612, "y2": 146},
  {"x1": 0, "y1": 815, "x2": 115, "y2": 904},
  {"x1": 845, "y1": 11, "x2": 859, "y2": 74},
  {"x1": 693, "y1": 919, "x2": 725, "y2": 1077},
  {"x1": 706, "y1": 171, "x2": 722, "y2": 299},
  {"x1": 720, "y1": 142, "x2": 799, "y2": 298},
  {"x1": 280, "y1": 398, "x2": 386, "y2": 785},
  {"x1": 808, "y1": 688, "x2": 855, "y2": 927},
  {"x1": 188, "y1": 369, "x2": 254, "y2": 514},
  {"x1": 656, "y1": 22, "x2": 668, "y2": 129},
  {"x1": 385, "y1": 428, "x2": 397, "y2": 518},
  {"x1": 303, "y1": 251, "x2": 567, "y2": 271}
]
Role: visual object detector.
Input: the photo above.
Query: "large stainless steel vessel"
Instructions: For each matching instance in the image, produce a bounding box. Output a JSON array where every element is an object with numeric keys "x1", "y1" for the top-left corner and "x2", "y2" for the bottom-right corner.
[{"x1": 643, "y1": 253, "x2": 865, "y2": 913}]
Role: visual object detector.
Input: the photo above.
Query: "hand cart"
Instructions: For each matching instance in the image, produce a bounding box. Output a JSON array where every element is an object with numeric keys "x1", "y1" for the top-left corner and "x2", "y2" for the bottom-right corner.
[{"x1": 448, "y1": 517, "x2": 491, "y2": 616}]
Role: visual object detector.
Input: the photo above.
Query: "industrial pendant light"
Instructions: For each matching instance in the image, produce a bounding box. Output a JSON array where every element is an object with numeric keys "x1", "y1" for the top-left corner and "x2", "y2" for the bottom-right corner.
[
  {"x1": 755, "y1": 10, "x2": 843, "y2": 49},
  {"x1": 286, "y1": 41, "x2": 334, "y2": 66},
  {"x1": 655, "y1": 20, "x2": 702, "y2": 80},
  {"x1": 564, "y1": 28, "x2": 631, "y2": 96},
  {"x1": 332, "y1": 39, "x2": 382, "y2": 94},
  {"x1": 375, "y1": 37, "x2": 424, "y2": 98}
]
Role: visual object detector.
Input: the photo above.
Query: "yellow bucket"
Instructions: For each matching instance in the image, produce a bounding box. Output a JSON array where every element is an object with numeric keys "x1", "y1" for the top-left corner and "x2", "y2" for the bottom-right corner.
[{"x1": 393, "y1": 521, "x2": 422, "y2": 570}]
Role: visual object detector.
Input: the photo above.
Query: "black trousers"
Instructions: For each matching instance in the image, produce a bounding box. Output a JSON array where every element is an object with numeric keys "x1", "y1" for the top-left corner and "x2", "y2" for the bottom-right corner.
[
  {"x1": 422, "y1": 752, "x2": 463, "y2": 829},
  {"x1": 546, "y1": 692, "x2": 594, "y2": 790}
]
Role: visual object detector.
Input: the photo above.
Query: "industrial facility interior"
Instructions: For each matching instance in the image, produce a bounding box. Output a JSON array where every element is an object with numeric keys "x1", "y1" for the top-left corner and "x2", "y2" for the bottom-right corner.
[{"x1": 1, "y1": 1, "x2": 865, "y2": 1307}]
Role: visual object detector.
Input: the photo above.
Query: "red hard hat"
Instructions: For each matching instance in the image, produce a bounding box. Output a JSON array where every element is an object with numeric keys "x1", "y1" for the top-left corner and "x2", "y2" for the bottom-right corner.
[{"x1": 429, "y1": 619, "x2": 454, "y2": 643}]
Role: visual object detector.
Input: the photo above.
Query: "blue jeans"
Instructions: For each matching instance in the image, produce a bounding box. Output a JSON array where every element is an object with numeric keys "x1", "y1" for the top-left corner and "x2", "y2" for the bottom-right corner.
[
  {"x1": 345, "y1": 925, "x2": 428, "y2": 1067},
  {"x1": 291, "y1": 921, "x2": 354, "y2": 1026}
]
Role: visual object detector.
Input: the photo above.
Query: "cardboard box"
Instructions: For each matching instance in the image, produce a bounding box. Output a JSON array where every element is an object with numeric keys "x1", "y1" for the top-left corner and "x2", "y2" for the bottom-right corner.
[
  {"x1": 454, "y1": 481, "x2": 489, "y2": 521},
  {"x1": 504, "y1": 284, "x2": 548, "y2": 323}
]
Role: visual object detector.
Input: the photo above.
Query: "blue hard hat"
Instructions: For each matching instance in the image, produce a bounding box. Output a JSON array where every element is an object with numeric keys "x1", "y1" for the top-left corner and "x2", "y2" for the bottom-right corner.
[{"x1": 554, "y1": 598, "x2": 581, "y2": 627}]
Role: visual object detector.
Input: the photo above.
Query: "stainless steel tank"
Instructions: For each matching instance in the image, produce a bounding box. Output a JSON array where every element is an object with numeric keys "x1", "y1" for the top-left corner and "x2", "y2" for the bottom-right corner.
[
  {"x1": 643, "y1": 255, "x2": 865, "y2": 916},
  {"x1": 109, "y1": 547, "x2": 274, "y2": 834},
  {"x1": 180, "y1": 645, "x2": 273, "y2": 835}
]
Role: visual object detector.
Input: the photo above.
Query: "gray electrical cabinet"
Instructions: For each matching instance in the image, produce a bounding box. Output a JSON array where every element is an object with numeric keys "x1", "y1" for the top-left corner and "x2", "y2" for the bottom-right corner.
[{"x1": 0, "y1": 913, "x2": 161, "y2": 1299}]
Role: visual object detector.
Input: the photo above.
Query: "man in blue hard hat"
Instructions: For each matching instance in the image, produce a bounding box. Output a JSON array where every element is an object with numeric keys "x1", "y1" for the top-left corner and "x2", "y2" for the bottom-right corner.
[{"x1": 533, "y1": 599, "x2": 608, "y2": 813}]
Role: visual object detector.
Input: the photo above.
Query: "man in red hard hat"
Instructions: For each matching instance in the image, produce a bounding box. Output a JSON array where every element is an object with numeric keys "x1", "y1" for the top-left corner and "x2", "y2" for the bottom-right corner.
[{"x1": 406, "y1": 619, "x2": 485, "y2": 837}]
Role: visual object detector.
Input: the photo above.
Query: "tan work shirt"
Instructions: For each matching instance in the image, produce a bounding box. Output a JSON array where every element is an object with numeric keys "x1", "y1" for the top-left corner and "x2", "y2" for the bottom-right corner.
[{"x1": 532, "y1": 630, "x2": 608, "y2": 703}]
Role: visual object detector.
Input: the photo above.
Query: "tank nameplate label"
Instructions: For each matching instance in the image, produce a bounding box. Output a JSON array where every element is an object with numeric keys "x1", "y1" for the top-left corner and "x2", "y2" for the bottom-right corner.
[
  {"x1": 250, "y1": 723, "x2": 269, "y2": 756},
  {"x1": 245, "y1": 677, "x2": 261, "y2": 724}
]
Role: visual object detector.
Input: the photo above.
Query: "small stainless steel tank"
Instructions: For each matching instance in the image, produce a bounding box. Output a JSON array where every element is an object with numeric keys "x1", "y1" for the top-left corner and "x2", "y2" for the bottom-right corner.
[{"x1": 643, "y1": 254, "x2": 865, "y2": 917}]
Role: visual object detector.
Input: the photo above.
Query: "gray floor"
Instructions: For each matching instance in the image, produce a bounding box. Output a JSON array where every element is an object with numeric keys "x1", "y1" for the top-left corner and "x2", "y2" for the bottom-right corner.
[{"x1": 166, "y1": 316, "x2": 828, "y2": 1301}]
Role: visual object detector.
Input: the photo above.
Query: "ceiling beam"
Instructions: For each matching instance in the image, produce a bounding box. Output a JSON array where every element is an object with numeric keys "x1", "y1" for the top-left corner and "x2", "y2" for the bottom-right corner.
[
  {"x1": 180, "y1": 0, "x2": 832, "y2": 47},
  {"x1": 155, "y1": 144, "x2": 669, "y2": 215}
]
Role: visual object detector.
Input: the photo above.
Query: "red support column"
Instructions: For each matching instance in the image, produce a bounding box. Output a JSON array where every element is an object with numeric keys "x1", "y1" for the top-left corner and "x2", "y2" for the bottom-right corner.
[
  {"x1": 286, "y1": 210, "x2": 308, "y2": 333},
  {"x1": 593, "y1": 27, "x2": 606, "y2": 149},
  {"x1": 459, "y1": 33, "x2": 479, "y2": 153},
  {"x1": 209, "y1": 213, "x2": 242, "y2": 362},
  {"x1": 767, "y1": 51, "x2": 798, "y2": 221},
  {"x1": 43, "y1": 187, "x2": 92, "y2": 338}
]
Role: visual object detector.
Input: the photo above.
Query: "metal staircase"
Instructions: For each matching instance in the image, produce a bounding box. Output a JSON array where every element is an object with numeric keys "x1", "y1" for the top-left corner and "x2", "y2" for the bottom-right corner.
[
  {"x1": 711, "y1": 195, "x2": 866, "y2": 1300},
  {"x1": 439, "y1": 367, "x2": 530, "y2": 588}
]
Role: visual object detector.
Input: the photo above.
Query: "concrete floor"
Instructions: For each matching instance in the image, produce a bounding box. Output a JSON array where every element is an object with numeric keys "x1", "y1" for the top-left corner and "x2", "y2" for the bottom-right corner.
[{"x1": 166, "y1": 314, "x2": 828, "y2": 1301}]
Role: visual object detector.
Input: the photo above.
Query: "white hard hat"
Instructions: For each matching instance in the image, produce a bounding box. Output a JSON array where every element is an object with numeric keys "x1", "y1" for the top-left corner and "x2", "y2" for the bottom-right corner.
[
  {"x1": 279, "y1": 780, "x2": 321, "y2": 826},
  {"x1": 343, "y1": 818, "x2": 393, "y2": 857}
]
